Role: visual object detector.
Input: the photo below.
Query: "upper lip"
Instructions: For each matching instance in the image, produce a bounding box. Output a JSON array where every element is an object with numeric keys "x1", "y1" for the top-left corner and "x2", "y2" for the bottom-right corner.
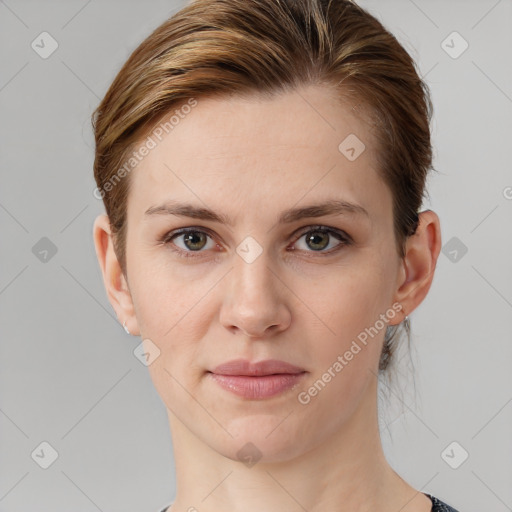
[{"x1": 210, "y1": 359, "x2": 306, "y2": 376}]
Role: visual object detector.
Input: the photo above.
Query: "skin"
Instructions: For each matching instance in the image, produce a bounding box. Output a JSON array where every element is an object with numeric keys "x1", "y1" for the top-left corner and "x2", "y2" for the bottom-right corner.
[{"x1": 93, "y1": 84, "x2": 441, "y2": 512}]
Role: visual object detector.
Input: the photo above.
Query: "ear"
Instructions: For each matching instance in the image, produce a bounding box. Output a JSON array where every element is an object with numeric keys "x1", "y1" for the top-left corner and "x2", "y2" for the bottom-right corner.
[
  {"x1": 391, "y1": 210, "x2": 442, "y2": 324},
  {"x1": 92, "y1": 214, "x2": 140, "y2": 336}
]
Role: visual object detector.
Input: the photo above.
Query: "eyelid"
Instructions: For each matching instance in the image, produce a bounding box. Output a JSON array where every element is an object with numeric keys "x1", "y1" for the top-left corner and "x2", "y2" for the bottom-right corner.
[{"x1": 292, "y1": 224, "x2": 352, "y2": 243}]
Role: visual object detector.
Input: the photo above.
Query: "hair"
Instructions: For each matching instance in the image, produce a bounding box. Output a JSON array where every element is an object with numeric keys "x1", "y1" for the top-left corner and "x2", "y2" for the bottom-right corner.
[{"x1": 92, "y1": 0, "x2": 434, "y2": 376}]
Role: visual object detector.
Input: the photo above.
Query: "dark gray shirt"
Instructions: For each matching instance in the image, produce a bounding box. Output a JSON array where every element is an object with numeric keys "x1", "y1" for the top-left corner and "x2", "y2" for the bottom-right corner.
[{"x1": 424, "y1": 493, "x2": 460, "y2": 511}]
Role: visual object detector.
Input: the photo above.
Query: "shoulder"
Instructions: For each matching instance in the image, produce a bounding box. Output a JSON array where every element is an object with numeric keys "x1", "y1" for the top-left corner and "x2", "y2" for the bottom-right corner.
[{"x1": 424, "y1": 493, "x2": 461, "y2": 512}]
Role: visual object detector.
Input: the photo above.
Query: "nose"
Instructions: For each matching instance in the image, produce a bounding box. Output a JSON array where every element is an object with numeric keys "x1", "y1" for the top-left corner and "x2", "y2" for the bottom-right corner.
[{"x1": 219, "y1": 249, "x2": 291, "y2": 339}]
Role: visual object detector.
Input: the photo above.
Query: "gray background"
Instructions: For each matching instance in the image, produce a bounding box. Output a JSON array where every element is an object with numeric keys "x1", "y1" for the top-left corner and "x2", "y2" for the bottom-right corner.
[{"x1": 1, "y1": 0, "x2": 511, "y2": 510}]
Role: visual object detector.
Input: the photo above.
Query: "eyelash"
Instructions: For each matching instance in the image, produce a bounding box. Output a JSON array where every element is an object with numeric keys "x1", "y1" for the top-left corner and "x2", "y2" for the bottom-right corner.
[{"x1": 158, "y1": 225, "x2": 352, "y2": 259}]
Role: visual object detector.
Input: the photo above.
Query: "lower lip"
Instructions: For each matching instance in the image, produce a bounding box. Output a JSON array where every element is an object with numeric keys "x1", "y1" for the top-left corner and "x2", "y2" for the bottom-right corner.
[{"x1": 208, "y1": 372, "x2": 306, "y2": 399}]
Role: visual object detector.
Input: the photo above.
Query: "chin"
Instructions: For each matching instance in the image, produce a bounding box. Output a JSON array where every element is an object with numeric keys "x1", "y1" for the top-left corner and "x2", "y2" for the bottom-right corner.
[{"x1": 214, "y1": 416, "x2": 310, "y2": 465}]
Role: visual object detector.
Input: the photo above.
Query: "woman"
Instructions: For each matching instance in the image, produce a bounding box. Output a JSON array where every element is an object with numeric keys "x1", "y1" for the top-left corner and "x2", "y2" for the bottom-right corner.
[{"x1": 91, "y1": 0, "x2": 459, "y2": 510}]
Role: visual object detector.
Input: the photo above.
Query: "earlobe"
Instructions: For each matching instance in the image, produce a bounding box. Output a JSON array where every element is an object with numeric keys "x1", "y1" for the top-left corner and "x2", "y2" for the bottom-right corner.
[
  {"x1": 92, "y1": 214, "x2": 140, "y2": 336},
  {"x1": 392, "y1": 210, "x2": 442, "y2": 322}
]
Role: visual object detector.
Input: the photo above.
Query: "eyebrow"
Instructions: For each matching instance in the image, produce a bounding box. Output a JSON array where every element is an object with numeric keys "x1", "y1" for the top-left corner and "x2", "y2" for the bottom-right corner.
[{"x1": 144, "y1": 199, "x2": 369, "y2": 226}]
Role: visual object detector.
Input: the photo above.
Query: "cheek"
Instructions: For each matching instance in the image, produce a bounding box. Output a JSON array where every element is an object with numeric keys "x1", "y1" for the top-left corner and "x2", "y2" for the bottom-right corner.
[
  {"x1": 303, "y1": 261, "x2": 389, "y2": 339},
  {"x1": 290, "y1": 264, "x2": 392, "y2": 426},
  {"x1": 293, "y1": 258, "x2": 397, "y2": 400},
  {"x1": 128, "y1": 248, "x2": 208, "y2": 335},
  {"x1": 128, "y1": 256, "x2": 214, "y2": 379}
]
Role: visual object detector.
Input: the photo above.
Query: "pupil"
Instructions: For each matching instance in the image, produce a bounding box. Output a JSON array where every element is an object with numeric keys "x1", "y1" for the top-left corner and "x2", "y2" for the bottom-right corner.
[
  {"x1": 184, "y1": 232, "x2": 206, "y2": 251},
  {"x1": 307, "y1": 231, "x2": 328, "y2": 251}
]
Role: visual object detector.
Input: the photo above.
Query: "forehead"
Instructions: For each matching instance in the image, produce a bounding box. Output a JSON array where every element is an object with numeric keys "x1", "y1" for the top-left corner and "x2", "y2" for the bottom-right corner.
[{"x1": 128, "y1": 84, "x2": 388, "y2": 224}]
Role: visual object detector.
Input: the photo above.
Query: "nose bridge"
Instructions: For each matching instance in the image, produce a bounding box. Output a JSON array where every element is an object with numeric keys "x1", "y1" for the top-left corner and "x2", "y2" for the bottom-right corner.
[
  {"x1": 220, "y1": 238, "x2": 289, "y2": 336},
  {"x1": 231, "y1": 240, "x2": 276, "y2": 305}
]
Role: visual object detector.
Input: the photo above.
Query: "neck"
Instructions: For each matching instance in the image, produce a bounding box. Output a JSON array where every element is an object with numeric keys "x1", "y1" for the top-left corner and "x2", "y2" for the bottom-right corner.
[{"x1": 165, "y1": 377, "x2": 428, "y2": 512}]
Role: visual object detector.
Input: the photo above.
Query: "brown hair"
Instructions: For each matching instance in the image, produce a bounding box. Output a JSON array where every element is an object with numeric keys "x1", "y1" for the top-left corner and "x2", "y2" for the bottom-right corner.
[{"x1": 92, "y1": 0, "x2": 433, "y2": 374}]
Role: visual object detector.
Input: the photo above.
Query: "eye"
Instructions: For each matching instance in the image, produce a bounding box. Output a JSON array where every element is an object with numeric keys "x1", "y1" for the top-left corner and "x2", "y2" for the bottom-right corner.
[
  {"x1": 160, "y1": 228, "x2": 217, "y2": 258},
  {"x1": 291, "y1": 226, "x2": 351, "y2": 254},
  {"x1": 159, "y1": 225, "x2": 351, "y2": 259}
]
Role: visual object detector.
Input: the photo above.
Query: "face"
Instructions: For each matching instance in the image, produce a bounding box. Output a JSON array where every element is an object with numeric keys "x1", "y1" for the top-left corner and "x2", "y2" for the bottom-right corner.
[{"x1": 116, "y1": 85, "x2": 406, "y2": 462}]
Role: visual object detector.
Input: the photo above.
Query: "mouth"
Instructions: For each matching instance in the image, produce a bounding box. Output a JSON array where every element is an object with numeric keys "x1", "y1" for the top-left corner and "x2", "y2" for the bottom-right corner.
[
  {"x1": 206, "y1": 359, "x2": 307, "y2": 399},
  {"x1": 206, "y1": 372, "x2": 307, "y2": 399}
]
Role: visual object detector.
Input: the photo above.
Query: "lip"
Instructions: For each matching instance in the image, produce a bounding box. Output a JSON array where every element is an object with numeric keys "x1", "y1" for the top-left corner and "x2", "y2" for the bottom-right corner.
[
  {"x1": 210, "y1": 358, "x2": 305, "y2": 376},
  {"x1": 207, "y1": 359, "x2": 307, "y2": 399}
]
